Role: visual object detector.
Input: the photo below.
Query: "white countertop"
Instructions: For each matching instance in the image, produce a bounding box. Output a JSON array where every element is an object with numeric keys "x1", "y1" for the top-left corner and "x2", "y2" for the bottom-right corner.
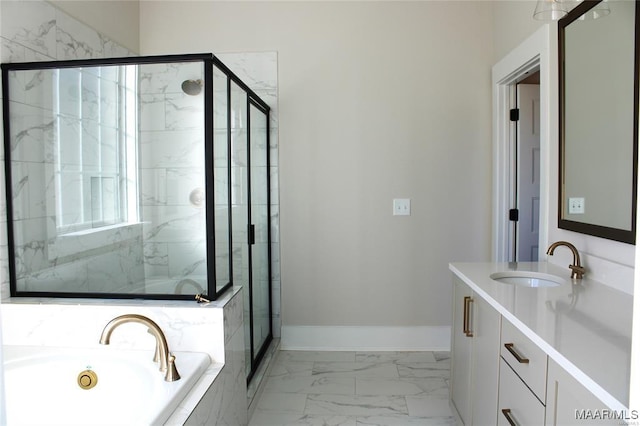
[{"x1": 449, "y1": 261, "x2": 633, "y2": 411}]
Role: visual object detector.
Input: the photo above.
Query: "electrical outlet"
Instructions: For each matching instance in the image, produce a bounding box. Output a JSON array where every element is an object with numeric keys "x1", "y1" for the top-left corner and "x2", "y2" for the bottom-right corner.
[
  {"x1": 393, "y1": 199, "x2": 411, "y2": 216},
  {"x1": 569, "y1": 197, "x2": 585, "y2": 214}
]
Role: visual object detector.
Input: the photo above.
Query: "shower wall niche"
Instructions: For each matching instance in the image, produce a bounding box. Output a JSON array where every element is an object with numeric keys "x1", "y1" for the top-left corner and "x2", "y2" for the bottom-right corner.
[{"x1": 2, "y1": 53, "x2": 271, "y2": 303}]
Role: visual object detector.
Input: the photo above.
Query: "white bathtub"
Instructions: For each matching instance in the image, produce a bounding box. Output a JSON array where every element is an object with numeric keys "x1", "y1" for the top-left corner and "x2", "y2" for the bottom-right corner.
[{"x1": 3, "y1": 345, "x2": 210, "y2": 425}]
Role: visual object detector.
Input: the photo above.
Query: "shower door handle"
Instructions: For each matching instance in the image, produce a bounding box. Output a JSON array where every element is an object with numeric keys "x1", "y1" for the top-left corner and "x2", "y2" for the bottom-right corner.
[{"x1": 248, "y1": 224, "x2": 256, "y2": 245}]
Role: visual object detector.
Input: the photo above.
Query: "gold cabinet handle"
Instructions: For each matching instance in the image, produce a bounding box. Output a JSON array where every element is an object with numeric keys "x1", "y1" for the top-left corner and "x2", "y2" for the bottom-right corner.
[
  {"x1": 504, "y1": 343, "x2": 529, "y2": 364},
  {"x1": 501, "y1": 409, "x2": 518, "y2": 426},
  {"x1": 463, "y1": 296, "x2": 474, "y2": 337},
  {"x1": 462, "y1": 296, "x2": 469, "y2": 335}
]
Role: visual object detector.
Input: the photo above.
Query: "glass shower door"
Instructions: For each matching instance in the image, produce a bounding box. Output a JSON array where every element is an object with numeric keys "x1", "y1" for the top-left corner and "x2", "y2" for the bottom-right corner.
[
  {"x1": 249, "y1": 101, "x2": 271, "y2": 369},
  {"x1": 229, "y1": 81, "x2": 251, "y2": 376},
  {"x1": 230, "y1": 81, "x2": 271, "y2": 381}
]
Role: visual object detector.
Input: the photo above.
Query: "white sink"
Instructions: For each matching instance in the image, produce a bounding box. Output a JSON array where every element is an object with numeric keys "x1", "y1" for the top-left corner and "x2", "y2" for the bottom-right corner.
[{"x1": 490, "y1": 271, "x2": 566, "y2": 288}]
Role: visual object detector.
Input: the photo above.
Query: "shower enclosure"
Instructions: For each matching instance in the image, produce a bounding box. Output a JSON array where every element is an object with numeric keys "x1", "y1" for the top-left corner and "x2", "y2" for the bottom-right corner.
[{"x1": 2, "y1": 53, "x2": 273, "y2": 379}]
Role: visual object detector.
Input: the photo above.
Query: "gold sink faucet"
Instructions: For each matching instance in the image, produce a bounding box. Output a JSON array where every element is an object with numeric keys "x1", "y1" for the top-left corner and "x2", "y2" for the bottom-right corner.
[
  {"x1": 546, "y1": 241, "x2": 585, "y2": 279},
  {"x1": 99, "y1": 314, "x2": 181, "y2": 382}
]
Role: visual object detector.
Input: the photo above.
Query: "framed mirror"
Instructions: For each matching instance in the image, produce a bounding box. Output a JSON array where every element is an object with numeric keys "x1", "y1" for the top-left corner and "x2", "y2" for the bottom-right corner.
[{"x1": 559, "y1": 0, "x2": 639, "y2": 244}]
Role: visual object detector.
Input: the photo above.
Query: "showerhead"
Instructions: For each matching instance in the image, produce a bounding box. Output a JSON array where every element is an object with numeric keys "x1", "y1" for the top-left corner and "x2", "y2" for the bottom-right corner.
[{"x1": 181, "y1": 79, "x2": 203, "y2": 96}]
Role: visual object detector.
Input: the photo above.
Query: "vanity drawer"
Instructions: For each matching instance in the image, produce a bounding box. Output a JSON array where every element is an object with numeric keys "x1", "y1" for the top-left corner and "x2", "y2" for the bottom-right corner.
[
  {"x1": 501, "y1": 320, "x2": 548, "y2": 401},
  {"x1": 498, "y1": 358, "x2": 546, "y2": 426}
]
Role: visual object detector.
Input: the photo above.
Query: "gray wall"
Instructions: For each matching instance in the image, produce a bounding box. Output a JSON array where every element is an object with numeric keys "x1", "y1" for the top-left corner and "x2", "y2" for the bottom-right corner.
[
  {"x1": 50, "y1": 0, "x2": 139, "y2": 53},
  {"x1": 140, "y1": 1, "x2": 494, "y2": 339},
  {"x1": 491, "y1": 0, "x2": 544, "y2": 63}
]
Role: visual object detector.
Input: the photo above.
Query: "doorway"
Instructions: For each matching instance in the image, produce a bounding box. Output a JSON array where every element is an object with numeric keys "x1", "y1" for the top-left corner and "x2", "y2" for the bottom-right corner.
[
  {"x1": 509, "y1": 74, "x2": 541, "y2": 261},
  {"x1": 491, "y1": 26, "x2": 552, "y2": 263}
]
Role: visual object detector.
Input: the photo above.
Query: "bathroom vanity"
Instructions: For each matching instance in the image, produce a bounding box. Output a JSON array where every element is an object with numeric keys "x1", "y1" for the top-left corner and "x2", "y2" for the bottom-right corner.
[{"x1": 449, "y1": 262, "x2": 633, "y2": 425}]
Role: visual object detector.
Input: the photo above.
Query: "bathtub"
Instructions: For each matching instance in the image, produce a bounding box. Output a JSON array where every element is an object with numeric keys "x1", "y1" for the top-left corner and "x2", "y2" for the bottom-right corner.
[{"x1": 3, "y1": 345, "x2": 210, "y2": 425}]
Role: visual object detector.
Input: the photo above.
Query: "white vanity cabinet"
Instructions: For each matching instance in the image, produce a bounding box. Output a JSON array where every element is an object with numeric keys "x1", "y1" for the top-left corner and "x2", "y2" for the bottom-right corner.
[
  {"x1": 498, "y1": 358, "x2": 546, "y2": 426},
  {"x1": 497, "y1": 321, "x2": 547, "y2": 426},
  {"x1": 450, "y1": 263, "x2": 632, "y2": 426},
  {"x1": 450, "y1": 276, "x2": 501, "y2": 425},
  {"x1": 546, "y1": 359, "x2": 614, "y2": 425},
  {"x1": 500, "y1": 320, "x2": 547, "y2": 401},
  {"x1": 451, "y1": 278, "x2": 473, "y2": 425}
]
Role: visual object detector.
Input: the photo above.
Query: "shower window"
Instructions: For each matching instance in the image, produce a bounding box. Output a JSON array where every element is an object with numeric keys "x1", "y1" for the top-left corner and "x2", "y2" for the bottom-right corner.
[{"x1": 54, "y1": 65, "x2": 139, "y2": 234}]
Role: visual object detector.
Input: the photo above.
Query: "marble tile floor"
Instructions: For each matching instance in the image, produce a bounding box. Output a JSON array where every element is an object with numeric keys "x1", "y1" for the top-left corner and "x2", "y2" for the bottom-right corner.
[{"x1": 248, "y1": 350, "x2": 455, "y2": 426}]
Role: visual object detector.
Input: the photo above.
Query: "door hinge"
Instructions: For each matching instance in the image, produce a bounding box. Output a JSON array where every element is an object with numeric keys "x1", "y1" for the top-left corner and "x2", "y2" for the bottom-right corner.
[
  {"x1": 510, "y1": 108, "x2": 519, "y2": 122},
  {"x1": 509, "y1": 209, "x2": 519, "y2": 222}
]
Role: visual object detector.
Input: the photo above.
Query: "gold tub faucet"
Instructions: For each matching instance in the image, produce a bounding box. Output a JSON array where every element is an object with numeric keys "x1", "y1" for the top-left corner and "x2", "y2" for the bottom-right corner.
[
  {"x1": 546, "y1": 241, "x2": 585, "y2": 279},
  {"x1": 99, "y1": 314, "x2": 181, "y2": 382}
]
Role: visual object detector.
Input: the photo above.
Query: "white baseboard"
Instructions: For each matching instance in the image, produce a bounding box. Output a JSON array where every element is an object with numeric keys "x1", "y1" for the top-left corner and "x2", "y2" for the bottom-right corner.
[{"x1": 280, "y1": 325, "x2": 451, "y2": 351}]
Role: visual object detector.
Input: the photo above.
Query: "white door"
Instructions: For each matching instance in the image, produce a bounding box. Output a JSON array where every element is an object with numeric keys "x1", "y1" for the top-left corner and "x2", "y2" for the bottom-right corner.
[{"x1": 516, "y1": 84, "x2": 541, "y2": 261}]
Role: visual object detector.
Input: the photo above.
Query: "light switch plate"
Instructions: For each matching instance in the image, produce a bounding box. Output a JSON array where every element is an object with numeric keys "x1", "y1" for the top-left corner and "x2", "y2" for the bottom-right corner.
[
  {"x1": 393, "y1": 198, "x2": 411, "y2": 216},
  {"x1": 569, "y1": 197, "x2": 585, "y2": 214}
]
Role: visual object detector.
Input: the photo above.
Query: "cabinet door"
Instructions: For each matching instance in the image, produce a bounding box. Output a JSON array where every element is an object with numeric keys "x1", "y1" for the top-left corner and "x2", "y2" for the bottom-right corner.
[
  {"x1": 546, "y1": 358, "x2": 616, "y2": 425},
  {"x1": 501, "y1": 319, "x2": 547, "y2": 402},
  {"x1": 451, "y1": 277, "x2": 474, "y2": 425},
  {"x1": 471, "y1": 295, "x2": 501, "y2": 425},
  {"x1": 498, "y1": 358, "x2": 545, "y2": 426}
]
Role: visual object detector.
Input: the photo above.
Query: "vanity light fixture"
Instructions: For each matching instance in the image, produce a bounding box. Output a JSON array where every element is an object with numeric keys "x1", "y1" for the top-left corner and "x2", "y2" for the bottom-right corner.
[
  {"x1": 577, "y1": 0, "x2": 610, "y2": 20},
  {"x1": 534, "y1": 0, "x2": 611, "y2": 21},
  {"x1": 533, "y1": 0, "x2": 568, "y2": 21}
]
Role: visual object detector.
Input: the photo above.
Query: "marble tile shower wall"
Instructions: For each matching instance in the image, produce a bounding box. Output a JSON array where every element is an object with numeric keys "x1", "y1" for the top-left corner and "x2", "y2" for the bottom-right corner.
[
  {"x1": 138, "y1": 61, "x2": 210, "y2": 289},
  {"x1": 0, "y1": 0, "x2": 136, "y2": 299}
]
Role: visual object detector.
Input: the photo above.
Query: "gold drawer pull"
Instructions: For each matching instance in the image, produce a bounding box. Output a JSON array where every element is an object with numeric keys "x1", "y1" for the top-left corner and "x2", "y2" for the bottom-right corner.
[
  {"x1": 463, "y1": 296, "x2": 474, "y2": 337},
  {"x1": 504, "y1": 343, "x2": 530, "y2": 364},
  {"x1": 501, "y1": 408, "x2": 518, "y2": 426}
]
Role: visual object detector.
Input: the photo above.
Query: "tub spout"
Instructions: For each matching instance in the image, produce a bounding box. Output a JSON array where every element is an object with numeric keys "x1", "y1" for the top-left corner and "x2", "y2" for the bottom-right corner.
[{"x1": 99, "y1": 314, "x2": 180, "y2": 382}]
